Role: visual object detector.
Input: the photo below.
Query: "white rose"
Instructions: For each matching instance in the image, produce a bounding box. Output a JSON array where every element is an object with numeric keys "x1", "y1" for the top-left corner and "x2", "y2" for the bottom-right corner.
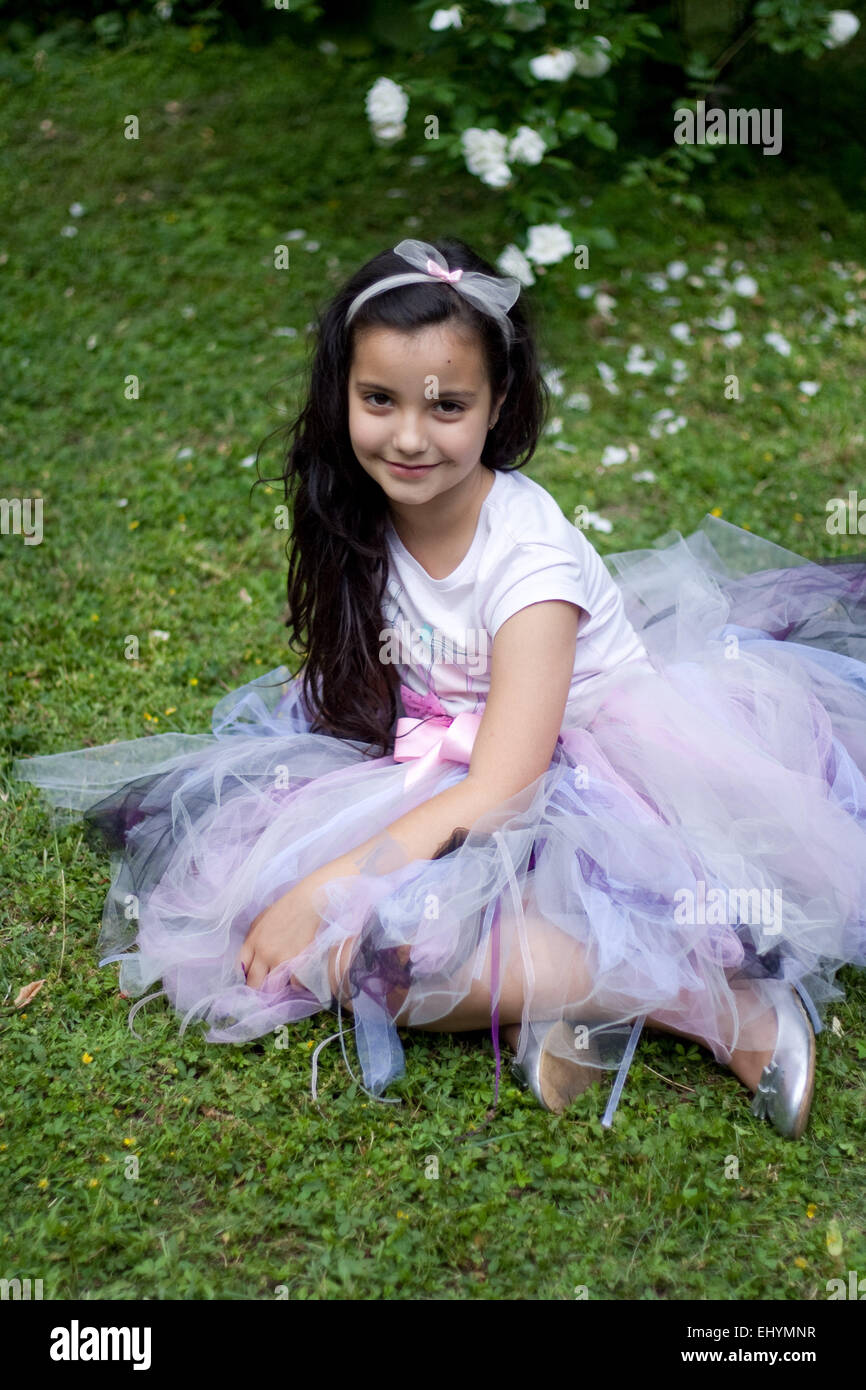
[
  {"x1": 508, "y1": 125, "x2": 546, "y2": 165},
  {"x1": 480, "y1": 162, "x2": 512, "y2": 187},
  {"x1": 525, "y1": 223, "x2": 574, "y2": 265},
  {"x1": 430, "y1": 7, "x2": 462, "y2": 31},
  {"x1": 371, "y1": 123, "x2": 407, "y2": 145},
  {"x1": 365, "y1": 77, "x2": 408, "y2": 127},
  {"x1": 461, "y1": 127, "x2": 511, "y2": 185},
  {"x1": 823, "y1": 10, "x2": 860, "y2": 47},
  {"x1": 529, "y1": 49, "x2": 577, "y2": 81},
  {"x1": 497, "y1": 244, "x2": 536, "y2": 286},
  {"x1": 571, "y1": 36, "x2": 612, "y2": 79}
]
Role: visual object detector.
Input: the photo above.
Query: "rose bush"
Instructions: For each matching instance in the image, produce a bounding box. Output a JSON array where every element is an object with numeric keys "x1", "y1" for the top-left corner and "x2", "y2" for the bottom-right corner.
[{"x1": 362, "y1": 1, "x2": 862, "y2": 288}]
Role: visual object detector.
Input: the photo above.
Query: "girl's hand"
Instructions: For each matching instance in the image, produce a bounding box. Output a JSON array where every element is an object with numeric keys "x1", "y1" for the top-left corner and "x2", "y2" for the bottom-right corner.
[{"x1": 239, "y1": 879, "x2": 325, "y2": 991}]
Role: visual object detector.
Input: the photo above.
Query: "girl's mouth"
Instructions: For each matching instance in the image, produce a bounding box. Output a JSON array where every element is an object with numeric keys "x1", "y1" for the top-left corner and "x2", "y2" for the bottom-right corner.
[{"x1": 384, "y1": 461, "x2": 439, "y2": 477}]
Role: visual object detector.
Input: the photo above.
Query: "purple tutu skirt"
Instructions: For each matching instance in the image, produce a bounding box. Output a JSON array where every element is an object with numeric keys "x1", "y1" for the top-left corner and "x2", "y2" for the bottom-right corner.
[{"x1": 13, "y1": 516, "x2": 866, "y2": 1123}]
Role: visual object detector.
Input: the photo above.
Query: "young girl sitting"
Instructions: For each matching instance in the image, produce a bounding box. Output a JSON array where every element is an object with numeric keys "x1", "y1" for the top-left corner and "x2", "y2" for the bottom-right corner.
[{"x1": 15, "y1": 235, "x2": 866, "y2": 1141}]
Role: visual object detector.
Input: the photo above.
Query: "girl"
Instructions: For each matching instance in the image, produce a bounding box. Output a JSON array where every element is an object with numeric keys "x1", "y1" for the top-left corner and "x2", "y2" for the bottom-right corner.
[{"x1": 14, "y1": 236, "x2": 866, "y2": 1141}]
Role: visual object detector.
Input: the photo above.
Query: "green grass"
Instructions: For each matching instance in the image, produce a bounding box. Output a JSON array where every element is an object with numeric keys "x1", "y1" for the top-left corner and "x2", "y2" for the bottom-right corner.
[{"x1": 2, "y1": 23, "x2": 865, "y2": 1300}]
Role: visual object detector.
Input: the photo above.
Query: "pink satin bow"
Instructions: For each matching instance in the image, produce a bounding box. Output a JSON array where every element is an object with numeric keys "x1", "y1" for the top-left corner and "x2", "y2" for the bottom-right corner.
[
  {"x1": 425, "y1": 257, "x2": 463, "y2": 285},
  {"x1": 392, "y1": 682, "x2": 482, "y2": 788}
]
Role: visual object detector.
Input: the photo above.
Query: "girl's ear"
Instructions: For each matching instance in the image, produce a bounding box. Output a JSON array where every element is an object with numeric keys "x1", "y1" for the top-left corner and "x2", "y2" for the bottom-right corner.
[{"x1": 489, "y1": 386, "x2": 508, "y2": 430}]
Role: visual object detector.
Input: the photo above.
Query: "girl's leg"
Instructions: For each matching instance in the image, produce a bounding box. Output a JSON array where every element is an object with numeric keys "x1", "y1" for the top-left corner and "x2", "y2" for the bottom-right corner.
[{"x1": 328, "y1": 913, "x2": 777, "y2": 1093}]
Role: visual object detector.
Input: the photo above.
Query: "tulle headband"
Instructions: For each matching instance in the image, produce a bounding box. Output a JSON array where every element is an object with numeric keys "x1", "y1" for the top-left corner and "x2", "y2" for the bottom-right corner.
[{"x1": 344, "y1": 239, "x2": 522, "y2": 348}]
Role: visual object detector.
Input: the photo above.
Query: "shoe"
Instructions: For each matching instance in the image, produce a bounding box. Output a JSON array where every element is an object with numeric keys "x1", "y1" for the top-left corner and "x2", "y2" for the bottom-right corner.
[
  {"x1": 510, "y1": 1018, "x2": 600, "y2": 1114},
  {"x1": 749, "y1": 986, "x2": 816, "y2": 1140}
]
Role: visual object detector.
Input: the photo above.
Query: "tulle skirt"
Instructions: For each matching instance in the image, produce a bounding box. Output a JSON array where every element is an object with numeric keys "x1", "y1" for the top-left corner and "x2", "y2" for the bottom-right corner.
[{"x1": 13, "y1": 515, "x2": 866, "y2": 1123}]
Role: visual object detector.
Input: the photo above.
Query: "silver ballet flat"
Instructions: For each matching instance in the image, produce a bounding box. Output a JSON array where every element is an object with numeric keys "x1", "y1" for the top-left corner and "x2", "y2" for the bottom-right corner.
[
  {"x1": 750, "y1": 986, "x2": 816, "y2": 1140},
  {"x1": 510, "y1": 1018, "x2": 600, "y2": 1114}
]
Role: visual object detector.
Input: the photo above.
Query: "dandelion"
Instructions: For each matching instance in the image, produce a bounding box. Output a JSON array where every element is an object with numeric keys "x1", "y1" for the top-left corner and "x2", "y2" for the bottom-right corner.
[
  {"x1": 88, "y1": 1178, "x2": 99, "y2": 1188},
  {"x1": 710, "y1": 506, "x2": 723, "y2": 517},
  {"x1": 669, "y1": 323, "x2": 693, "y2": 345},
  {"x1": 794, "y1": 1257, "x2": 808, "y2": 1270},
  {"x1": 81, "y1": 1052, "x2": 93, "y2": 1064},
  {"x1": 123, "y1": 1137, "x2": 135, "y2": 1147},
  {"x1": 601, "y1": 446, "x2": 628, "y2": 467},
  {"x1": 38, "y1": 1177, "x2": 49, "y2": 1188},
  {"x1": 806, "y1": 1203, "x2": 817, "y2": 1219},
  {"x1": 129, "y1": 519, "x2": 140, "y2": 530},
  {"x1": 764, "y1": 331, "x2": 792, "y2": 357}
]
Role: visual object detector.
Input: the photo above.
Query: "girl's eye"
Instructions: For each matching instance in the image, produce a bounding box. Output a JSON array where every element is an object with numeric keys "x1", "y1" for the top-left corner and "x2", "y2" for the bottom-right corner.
[{"x1": 364, "y1": 394, "x2": 464, "y2": 415}]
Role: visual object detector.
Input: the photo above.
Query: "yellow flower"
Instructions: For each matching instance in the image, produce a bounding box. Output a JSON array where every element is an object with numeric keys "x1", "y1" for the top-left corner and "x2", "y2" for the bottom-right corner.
[
  {"x1": 793, "y1": 512, "x2": 804, "y2": 522},
  {"x1": 189, "y1": 677, "x2": 198, "y2": 686},
  {"x1": 38, "y1": 1177, "x2": 49, "y2": 1188},
  {"x1": 806, "y1": 1202, "x2": 817, "y2": 1219},
  {"x1": 396, "y1": 1210, "x2": 409, "y2": 1220},
  {"x1": 794, "y1": 1257, "x2": 807, "y2": 1270},
  {"x1": 88, "y1": 1178, "x2": 99, "y2": 1188},
  {"x1": 90, "y1": 612, "x2": 99, "y2": 622},
  {"x1": 169, "y1": 587, "x2": 176, "y2": 595},
  {"x1": 81, "y1": 1052, "x2": 93, "y2": 1064},
  {"x1": 143, "y1": 712, "x2": 152, "y2": 721},
  {"x1": 129, "y1": 519, "x2": 140, "y2": 530},
  {"x1": 0, "y1": 1143, "x2": 7, "y2": 1151},
  {"x1": 306, "y1": 1040, "x2": 314, "y2": 1048},
  {"x1": 710, "y1": 506, "x2": 723, "y2": 517},
  {"x1": 164, "y1": 707, "x2": 176, "y2": 716},
  {"x1": 123, "y1": 1137, "x2": 135, "y2": 1148}
]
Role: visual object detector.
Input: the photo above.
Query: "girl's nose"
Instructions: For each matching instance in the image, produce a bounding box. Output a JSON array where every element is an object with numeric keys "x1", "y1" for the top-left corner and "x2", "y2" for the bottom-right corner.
[{"x1": 392, "y1": 412, "x2": 429, "y2": 455}]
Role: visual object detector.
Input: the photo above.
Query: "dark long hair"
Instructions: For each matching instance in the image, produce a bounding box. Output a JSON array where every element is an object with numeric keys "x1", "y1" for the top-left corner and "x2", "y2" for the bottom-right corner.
[{"x1": 255, "y1": 236, "x2": 549, "y2": 757}]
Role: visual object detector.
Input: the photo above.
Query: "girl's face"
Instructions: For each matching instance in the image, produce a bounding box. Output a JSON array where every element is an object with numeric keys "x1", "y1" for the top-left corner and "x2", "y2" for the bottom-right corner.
[{"x1": 348, "y1": 323, "x2": 506, "y2": 510}]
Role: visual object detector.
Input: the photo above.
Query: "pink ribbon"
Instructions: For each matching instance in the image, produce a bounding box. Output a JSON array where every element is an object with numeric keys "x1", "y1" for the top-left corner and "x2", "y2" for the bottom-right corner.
[
  {"x1": 426, "y1": 257, "x2": 463, "y2": 285},
  {"x1": 392, "y1": 683, "x2": 482, "y2": 789}
]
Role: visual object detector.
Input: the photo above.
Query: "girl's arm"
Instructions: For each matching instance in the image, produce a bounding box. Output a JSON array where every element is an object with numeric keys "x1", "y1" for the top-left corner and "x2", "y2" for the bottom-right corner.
[
  {"x1": 241, "y1": 600, "x2": 581, "y2": 987},
  {"x1": 311, "y1": 598, "x2": 582, "y2": 882}
]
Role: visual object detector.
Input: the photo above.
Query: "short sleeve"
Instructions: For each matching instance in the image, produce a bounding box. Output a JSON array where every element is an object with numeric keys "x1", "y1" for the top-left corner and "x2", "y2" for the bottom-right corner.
[{"x1": 484, "y1": 543, "x2": 591, "y2": 639}]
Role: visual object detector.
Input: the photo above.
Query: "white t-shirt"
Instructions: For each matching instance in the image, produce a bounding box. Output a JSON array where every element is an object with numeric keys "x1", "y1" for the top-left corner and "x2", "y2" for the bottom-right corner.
[{"x1": 381, "y1": 467, "x2": 653, "y2": 718}]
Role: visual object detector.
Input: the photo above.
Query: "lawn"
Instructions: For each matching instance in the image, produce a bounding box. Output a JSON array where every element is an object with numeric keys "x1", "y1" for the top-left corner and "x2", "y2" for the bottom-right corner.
[{"x1": 2, "y1": 22, "x2": 865, "y2": 1300}]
